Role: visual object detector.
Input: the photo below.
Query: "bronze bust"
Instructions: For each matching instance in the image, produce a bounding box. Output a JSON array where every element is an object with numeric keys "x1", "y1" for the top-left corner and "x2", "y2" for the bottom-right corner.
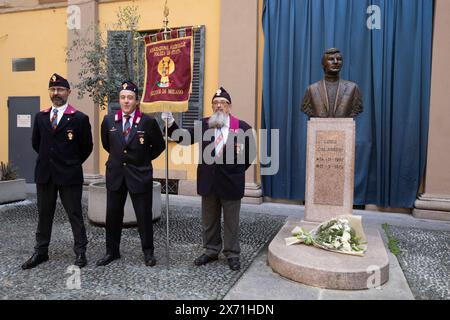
[{"x1": 301, "y1": 48, "x2": 363, "y2": 118}]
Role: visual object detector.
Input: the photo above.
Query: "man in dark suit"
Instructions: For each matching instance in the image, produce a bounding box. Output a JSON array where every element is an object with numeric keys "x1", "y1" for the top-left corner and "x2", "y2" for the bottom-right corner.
[
  {"x1": 22, "y1": 73, "x2": 93, "y2": 270},
  {"x1": 301, "y1": 48, "x2": 363, "y2": 118},
  {"x1": 96, "y1": 80, "x2": 165, "y2": 267},
  {"x1": 162, "y1": 87, "x2": 256, "y2": 270}
]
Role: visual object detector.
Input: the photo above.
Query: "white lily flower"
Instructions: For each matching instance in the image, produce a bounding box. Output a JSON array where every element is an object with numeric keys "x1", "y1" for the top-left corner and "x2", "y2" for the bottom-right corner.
[
  {"x1": 342, "y1": 231, "x2": 351, "y2": 242},
  {"x1": 342, "y1": 242, "x2": 352, "y2": 252}
]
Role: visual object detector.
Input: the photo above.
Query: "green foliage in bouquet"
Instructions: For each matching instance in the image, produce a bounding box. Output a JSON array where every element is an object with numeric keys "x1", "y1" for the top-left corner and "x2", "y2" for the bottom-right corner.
[
  {"x1": 292, "y1": 227, "x2": 314, "y2": 245},
  {"x1": 314, "y1": 219, "x2": 364, "y2": 252}
]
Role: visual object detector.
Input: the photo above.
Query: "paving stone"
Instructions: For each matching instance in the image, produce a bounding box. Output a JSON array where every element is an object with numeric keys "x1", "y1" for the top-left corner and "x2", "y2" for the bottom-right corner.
[
  {"x1": 386, "y1": 225, "x2": 450, "y2": 300},
  {"x1": 0, "y1": 200, "x2": 286, "y2": 300}
]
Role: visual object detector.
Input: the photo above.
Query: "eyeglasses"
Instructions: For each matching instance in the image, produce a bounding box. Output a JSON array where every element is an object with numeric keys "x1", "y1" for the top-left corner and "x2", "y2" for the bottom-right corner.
[
  {"x1": 212, "y1": 101, "x2": 229, "y2": 106},
  {"x1": 48, "y1": 88, "x2": 68, "y2": 93}
]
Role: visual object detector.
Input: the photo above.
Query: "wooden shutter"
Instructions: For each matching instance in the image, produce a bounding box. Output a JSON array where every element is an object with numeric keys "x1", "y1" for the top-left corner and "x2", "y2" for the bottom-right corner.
[
  {"x1": 181, "y1": 26, "x2": 205, "y2": 129},
  {"x1": 107, "y1": 30, "x2": 134, "y2": 114}
]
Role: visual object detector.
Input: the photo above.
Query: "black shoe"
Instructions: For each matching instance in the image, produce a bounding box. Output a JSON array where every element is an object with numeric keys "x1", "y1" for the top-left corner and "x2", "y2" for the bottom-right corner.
[
  {"x1": 144, "y1": 254, "x2": 156, "y2": 267},
  {"x1": 227, "y1": 257, "x2": 241, "y2": 271},
  {"x1": 194, "y1": 254, "x2": 218, "y2": 266},
  {"x1": 96, "y1": 253, "x2": 120, "y2": 266},
  {"x1": 21, "y1": 253, "x2": 49, "y2": 270},
  {"x1": 74, "y1": 253, "x2": 87, "y2": 268}
]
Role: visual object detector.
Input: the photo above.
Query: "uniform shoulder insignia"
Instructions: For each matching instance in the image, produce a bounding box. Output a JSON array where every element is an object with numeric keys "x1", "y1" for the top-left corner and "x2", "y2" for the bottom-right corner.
[{"x1": 64, "y1": 105, "x2": 77, "y2": 114}]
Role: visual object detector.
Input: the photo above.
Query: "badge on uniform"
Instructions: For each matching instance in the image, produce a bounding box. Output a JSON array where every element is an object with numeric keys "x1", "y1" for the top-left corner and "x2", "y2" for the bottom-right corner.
[
  {"x1": 67, "y1": 129, "x2": 74, "y2": 141},
  {"x1": 110, "y1": 127, "x2": 117, "y2": 132},
  {"x1": 137, "y1": 131, "x2": 145, "y2": 144}
]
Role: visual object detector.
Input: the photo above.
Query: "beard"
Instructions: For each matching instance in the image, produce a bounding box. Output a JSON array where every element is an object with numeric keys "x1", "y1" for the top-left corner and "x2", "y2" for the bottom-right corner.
[
  {"x1": 51, "y1": 95, "x2": 67, "y2": 107},
  {"x1": 208, "y1": 111, "x2": 227, "y2": 128}
]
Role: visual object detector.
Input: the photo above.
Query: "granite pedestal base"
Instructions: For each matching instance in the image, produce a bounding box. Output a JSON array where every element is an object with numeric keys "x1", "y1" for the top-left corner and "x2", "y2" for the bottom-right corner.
[{"x1": 268, "y1": 220, "x2": 390, "y2": 290}]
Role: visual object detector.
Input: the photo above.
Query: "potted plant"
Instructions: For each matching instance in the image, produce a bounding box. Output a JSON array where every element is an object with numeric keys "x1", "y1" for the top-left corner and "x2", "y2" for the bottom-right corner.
[
  {"x1": 0, "y1": 161, "x2": 27, "y2": 204},
  {"x1": 88, "y1": 181, "x2": 161, "y2": 226}
]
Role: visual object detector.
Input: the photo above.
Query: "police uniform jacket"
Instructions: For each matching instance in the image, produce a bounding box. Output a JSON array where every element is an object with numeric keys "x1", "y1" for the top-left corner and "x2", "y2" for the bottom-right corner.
[
  {"x1": 32, "y1": 105, "x2": 93, "y2": 186},
  {"x1": 101, "y1": 108, "x2": 165, "y2": 194}
]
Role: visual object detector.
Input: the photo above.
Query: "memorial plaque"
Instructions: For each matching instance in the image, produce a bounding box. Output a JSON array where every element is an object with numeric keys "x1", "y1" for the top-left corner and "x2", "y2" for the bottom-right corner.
[{"x1": 313, "y1": 130, "x2": 345, "y2": 206}]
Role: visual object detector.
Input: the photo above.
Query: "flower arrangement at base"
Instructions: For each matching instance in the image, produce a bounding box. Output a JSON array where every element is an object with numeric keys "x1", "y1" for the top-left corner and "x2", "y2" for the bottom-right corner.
[{"x1": 285, "y1": 215, "x2": 367, "y2": 256}]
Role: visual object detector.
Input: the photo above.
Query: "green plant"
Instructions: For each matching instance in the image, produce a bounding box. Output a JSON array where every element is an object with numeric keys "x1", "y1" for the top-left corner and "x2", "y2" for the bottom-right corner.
[
  {"x1": 0, "y1": 161, "x2": 18, "y2": 181},
  {"x1": 66, "y1": 5, "x2": 141, "y2": 110},
  {"x1": 381, "y1": 223, "x2": 401, "y2": 256}
]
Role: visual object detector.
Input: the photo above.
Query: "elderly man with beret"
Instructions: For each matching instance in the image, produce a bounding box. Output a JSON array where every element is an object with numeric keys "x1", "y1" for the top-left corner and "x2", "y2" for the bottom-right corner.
[{"x1": 162, "y1": 87, "x2": 255, "y2": 271}]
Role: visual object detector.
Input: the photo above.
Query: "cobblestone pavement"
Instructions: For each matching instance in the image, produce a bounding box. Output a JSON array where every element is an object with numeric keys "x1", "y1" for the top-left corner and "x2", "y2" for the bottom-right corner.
[
  {"x1": 386, "y1": 225, "x2": 450, "y2": 300},
  {"x1": 0, "y1": 200, "x2": 286, "y2": 300}
]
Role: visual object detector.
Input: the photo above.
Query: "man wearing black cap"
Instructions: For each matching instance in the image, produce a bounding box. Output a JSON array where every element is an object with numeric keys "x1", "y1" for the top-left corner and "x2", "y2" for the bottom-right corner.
[
  {"x1": 162, "y1": 87, "x2": 255, "y2": 270},
  {"x1": 96, "y1": 80, "x2": 165, "y2": 267},
  {"x1": 22, "y1": 73, "x2": 93, "y2": 270}
]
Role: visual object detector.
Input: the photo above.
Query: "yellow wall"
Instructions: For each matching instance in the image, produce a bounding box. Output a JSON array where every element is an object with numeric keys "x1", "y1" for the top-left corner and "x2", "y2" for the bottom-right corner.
[
  {"x1": 97, "y1": 0, "x2": 221, "y2": 179},
  {"x1": 0, "y1": 7, "x2": 68, "y2": 163},
  {"x1": 0, "y1": 0, "x2": 221, "y2": 181}
]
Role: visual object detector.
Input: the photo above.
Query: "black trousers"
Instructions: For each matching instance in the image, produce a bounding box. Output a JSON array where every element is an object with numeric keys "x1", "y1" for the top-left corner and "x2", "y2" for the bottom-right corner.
[
  {"x1": 105, "y1": 181, "x2": 154, "y2": 256},
  {"x1": 35, "y1": 179, "x2": 88, "y2": 255}
]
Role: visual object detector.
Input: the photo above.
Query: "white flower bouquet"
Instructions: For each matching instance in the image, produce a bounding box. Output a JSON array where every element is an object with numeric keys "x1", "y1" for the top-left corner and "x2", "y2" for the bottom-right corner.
[{"x1": 285, "y1": 215, "x2": 367, "y2": 256}]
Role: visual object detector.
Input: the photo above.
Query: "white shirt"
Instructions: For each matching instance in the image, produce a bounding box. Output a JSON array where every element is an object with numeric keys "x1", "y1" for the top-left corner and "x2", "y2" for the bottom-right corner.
[
  {"x1": 50, "y1": 103, "x2": 68, "y2": 125},
  {"x1": 122, "y1": 110, "x2": 136, "y2": 130},
  {"x1": 215, "y1": 115, "x2": 230, "y2": 144}
]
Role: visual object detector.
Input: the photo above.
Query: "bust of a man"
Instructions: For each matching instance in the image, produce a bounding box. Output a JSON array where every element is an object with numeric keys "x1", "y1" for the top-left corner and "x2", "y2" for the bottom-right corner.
[{"x1": 301, "y1": 48, "x2": 363, "y2": 118}]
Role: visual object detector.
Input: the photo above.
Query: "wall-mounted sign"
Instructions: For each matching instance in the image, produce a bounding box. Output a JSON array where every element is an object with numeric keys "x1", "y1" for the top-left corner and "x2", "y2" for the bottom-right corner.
[{"x1": 17, "y1": 114, "x2": 31, "y2": 128}]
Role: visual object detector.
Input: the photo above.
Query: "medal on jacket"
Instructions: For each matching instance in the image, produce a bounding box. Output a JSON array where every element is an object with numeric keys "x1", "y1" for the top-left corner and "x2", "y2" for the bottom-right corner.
[
  {"x1": 138, "y1": 131, "x2": 145, "y2": 144},
  {"x1": 67, "y1": 130, "x2": 74, "y2": 140}
]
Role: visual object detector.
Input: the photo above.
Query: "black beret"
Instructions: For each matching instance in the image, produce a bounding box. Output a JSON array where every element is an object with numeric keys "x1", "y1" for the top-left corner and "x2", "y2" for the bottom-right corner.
[
  {"x1": 49, "y1": 73, "x2": 70, "y2": 89},
  {"x1": 120, "y1": 80, "x2": 138, "y2": 97},
  {"x1": 212, "y1": 86, "x2": 231, "y2": 104}
]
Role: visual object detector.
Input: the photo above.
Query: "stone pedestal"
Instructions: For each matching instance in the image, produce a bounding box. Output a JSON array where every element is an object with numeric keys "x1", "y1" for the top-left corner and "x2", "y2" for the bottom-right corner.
[
  {"x1": 304, "y1": 118, "x2": 355, "y2": 222},
  {"x1": 268, "y1": 118, "x2": 390, "y2": 290}
]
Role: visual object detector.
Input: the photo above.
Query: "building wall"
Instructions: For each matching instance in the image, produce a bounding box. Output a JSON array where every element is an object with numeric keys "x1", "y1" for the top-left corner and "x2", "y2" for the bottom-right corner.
[
  {"x1": 2, "y1": 0, "x2": 449, "y2": 213},
  {"x1": 412, "y1": 0, "x2": 450, "y2": 220},
  {"x1": 0, "y1": 0, "x2": 221, "y2": 183},
  {"x1": 0, "y1": 7, "x2": 68, "y2": 163}
]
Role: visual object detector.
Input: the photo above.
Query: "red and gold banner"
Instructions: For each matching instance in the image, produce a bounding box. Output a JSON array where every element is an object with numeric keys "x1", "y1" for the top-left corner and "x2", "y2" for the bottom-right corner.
[{"x1": 140, "y1": 27, "x2": 194, "y2": 112}]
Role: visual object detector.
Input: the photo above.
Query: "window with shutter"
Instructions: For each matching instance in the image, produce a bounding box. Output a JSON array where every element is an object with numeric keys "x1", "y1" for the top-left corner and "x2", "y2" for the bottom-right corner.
[{"x1": 107, "y1": 30, "x2": 134, "y2": 114}]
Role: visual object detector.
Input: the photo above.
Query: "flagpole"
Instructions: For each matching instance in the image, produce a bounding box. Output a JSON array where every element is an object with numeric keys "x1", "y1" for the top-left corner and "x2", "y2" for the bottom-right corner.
[
  {"x1": 164, "y1": 117, "x2": 170, "y2": 270},
  {"x1": 163, "y1": 0, "x2": 170, "y2": 271}
]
